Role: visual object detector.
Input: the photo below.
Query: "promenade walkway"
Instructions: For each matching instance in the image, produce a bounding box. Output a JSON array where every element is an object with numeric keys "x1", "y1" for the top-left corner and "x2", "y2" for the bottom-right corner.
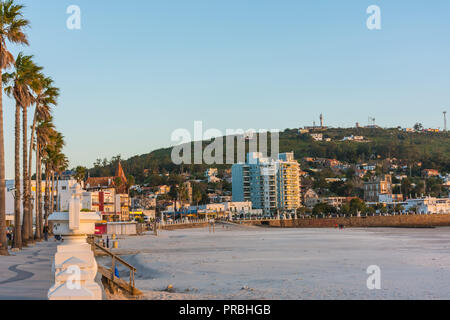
[{"x1": 0, "y1": 241, "x2": 57, "y2": 300}]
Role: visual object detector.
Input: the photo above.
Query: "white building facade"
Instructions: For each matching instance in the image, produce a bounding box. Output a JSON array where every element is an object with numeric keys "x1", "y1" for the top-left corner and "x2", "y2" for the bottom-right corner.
[{"x1": 404, "y1": 197, "x2": 450, "y2": 214}]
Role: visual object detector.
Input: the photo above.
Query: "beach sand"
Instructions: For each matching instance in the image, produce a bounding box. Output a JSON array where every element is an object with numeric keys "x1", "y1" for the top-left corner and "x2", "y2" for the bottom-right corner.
[{"x1": 99, "y1": 224, "x2": 450, "y2": 300}]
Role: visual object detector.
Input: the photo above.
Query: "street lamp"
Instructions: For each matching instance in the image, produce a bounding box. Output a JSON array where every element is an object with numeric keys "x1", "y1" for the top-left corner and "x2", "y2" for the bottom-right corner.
[{"x1": 7, "y1": 187, "x2": 16, "y2": 199}]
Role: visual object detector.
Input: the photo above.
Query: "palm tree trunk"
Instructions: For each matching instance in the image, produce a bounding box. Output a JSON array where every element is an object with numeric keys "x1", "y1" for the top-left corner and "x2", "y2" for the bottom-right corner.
[
  {"x1": 51, "y1": 172, "x2": 55, "y2": 213},
  {"x1": 0, "y1": 65, "x2": 9, "y2": 255},
  {"x1": 21, "y1": 106, "x2": 29, "y2": 245},
  {"x1": 35, "y1": 145, "x2": 42, "y2": 240},
  {"x1": 55, "y1": 174, "x2": 60, "y2": 211},
  {"x1": 13, "y1": 102, "x2": 22, "y2": 249},
  {"x1": 43, "y1": 166, "x2": 50, "y2": 231},
  {"x1": 27, "y1": 109, "x2": 38, "y2": 243}
]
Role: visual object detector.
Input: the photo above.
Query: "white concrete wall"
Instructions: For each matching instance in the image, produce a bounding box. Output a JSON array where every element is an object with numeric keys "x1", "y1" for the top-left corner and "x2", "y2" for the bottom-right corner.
[{"x1": 106, "y1": 222, "x2": 137, "y2": 235}]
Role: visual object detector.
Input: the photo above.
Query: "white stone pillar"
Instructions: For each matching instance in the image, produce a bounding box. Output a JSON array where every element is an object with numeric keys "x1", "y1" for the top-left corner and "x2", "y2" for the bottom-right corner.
[{"x1": 48, "y1": 184, "x2": 102, "y2": 300}]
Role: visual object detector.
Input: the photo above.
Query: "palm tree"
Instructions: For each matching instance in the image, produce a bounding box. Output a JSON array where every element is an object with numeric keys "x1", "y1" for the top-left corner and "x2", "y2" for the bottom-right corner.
[
  {"x1": 42, "y1": 129, "x2": 64, "y2": 228},
  {"x1": 50, "y1": 131, "x2": 64, "y2": 214},
  {"x1": 34, "y1": 119, "x2": 53, "y2": 240},
  {"x1": 0, "y1": 0, "x2": 29, "y2": 255},
  {"x1": 74, "y1": 166, "x2": 86, "y2": 185},
  {"x1": 27, "y1": 75, "x2": 58, "y2": 240},
  {"x1": 53, "y1": 152, "x2": 68, "y2": 211},
  {"x1": 3, "y1": 53, "x2": 41, "y2": 247}
]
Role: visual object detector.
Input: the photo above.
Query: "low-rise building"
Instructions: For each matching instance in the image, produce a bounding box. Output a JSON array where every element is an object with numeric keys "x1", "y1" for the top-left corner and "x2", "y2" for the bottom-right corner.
[
  {"x1": 155, "y1": 185, "x2": 171, "y2": 195},
  {"x1": 422, "y1": 169, "x2": 440, "y2": 178},
  {"x1": 304, "y1": 189, "x2": 319, "y2": 208},
  {"x1": 364, "y1": 174, "x2": 393, "y2": 202},
  {"x1": 404, "y1": 197, "x2": 450, "y2": 214},
  {"x1": 342, "y1": 135, "x2": 365, "y2": 142},
  {"x1": 84, "y1": 162, "x2": 130, "y2": 221},
  {"x1": 318, "y1": 197, "x2": 356, "y2": 208},
  {"x1": 205, "y1": 168, "x2": 221, "y2": 183},
  {"x1": 378, "y1": 193, "x2": 404, "y2": 203}
]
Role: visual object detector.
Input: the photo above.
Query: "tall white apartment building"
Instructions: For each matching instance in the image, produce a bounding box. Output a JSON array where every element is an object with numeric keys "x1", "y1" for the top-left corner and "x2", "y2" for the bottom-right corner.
[{"x1": 232, "y1": 152, "x2": 301, "y2": 214}]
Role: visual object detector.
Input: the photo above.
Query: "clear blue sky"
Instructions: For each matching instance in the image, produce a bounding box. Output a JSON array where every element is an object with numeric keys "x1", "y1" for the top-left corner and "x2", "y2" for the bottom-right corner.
[{"x1": 3, "y1": 0, "x2": 450, "y2": 178}]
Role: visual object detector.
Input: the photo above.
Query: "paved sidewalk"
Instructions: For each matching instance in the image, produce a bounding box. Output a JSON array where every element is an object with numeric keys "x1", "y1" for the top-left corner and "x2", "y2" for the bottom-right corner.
[{"x1": 0, "y1": 241, "x2": 57, "y2": 300}]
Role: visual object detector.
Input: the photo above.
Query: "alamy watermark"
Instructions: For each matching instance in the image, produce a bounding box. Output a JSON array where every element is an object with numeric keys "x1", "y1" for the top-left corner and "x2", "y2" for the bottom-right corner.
[
  {"x1": 64, "y1": 6, "x2": 381, "y2": 31},
  {"x1": 366, "y1": 5, "x2": 381, "y2": 30},
  {"x1": 171, "y1": 121, "x2": 280, "y2": 165},
  {"x1": 66, "y1": 265, "x2": 82, "y2": 290},
  {"x1": 67, "y1": 5, "x2": 81, "y2": 30},
  {"x1": 366, "y1": 265, "x2": 381, "y2": 290}
]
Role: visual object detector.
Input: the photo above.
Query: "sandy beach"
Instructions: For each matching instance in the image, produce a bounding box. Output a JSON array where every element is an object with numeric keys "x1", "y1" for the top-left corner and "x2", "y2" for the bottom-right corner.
[{"x1": 100, "y1": 224, "x2": 450, "y2": 300}]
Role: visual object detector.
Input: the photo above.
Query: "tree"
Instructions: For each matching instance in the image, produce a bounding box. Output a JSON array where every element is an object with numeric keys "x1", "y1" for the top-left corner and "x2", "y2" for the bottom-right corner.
[
  {"x1": 27, "y1": 75, "x2": 58, "y2": 241},
  {"x1": 413, "y1": 123, "x2": 423, "y2": 131},
  {"x1": 53, "y1": 152, "x2": 68, "y2": 211},
  {"x1": 0, "y1": 0, "x2": 30, "y2": 255},
  {"x1": 42, "y1": 130, "x2": 65, "y2": 224},
  {"x1": 394, "y1": 204, "x2": 405, "y2": 214},
  {"x1": 340, "y1": 203, "x2": 350, "y2": 215},
  {"x1": 34, "y1": 119, "x2": 54, "y2": 240},
  {"x1": 74, "y1": 166, "x2": 87, "y2": 185},
  {"x1": 3, "y1": 53, "x2": 42, "y2": 247},
  {"x1": 401, "y1": 178, "x2": 412, "y2": 199},
  {"x1": 126, "y1": 175, "x2": 135, "y2": 191},
  {"x1": 349, "y1": 198, "x2": 366, "y2": 216},
  {"x1": 312, "y1": 203, "x2": 335, "y2": 216},
  {"x1": 114, "y1": 176, "x2": 123, "y2": 191},
  {"x1": 193, "y1": 189, "x2": 202, "y2": 206}
]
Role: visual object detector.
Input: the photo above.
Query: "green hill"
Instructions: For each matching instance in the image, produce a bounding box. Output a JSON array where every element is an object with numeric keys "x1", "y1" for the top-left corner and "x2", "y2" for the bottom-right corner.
[{"x1": 88, "y1": 127, "x2": 450, "y2": 184}]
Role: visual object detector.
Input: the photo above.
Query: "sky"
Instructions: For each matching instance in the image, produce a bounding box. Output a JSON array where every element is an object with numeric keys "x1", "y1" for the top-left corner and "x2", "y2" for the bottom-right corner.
[{"x1": 3, "y1": 0, "x2": 450, "y2": 178}]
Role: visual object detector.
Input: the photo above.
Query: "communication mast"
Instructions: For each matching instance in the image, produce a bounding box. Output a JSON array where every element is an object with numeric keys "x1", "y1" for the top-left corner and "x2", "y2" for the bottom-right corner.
[{"x1": 444, "y1": 111, "x2": 447, "y2": 132}]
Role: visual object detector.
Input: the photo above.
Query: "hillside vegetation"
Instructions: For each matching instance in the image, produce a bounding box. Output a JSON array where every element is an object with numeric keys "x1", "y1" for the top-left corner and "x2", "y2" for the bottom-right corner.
[{"x1": 89, "y1": 128, "x2": 450, "y2": 184}]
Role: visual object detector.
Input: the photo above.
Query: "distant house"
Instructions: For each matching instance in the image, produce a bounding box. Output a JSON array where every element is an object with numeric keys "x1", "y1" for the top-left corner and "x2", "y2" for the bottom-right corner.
[
  {"x1": 404, "y1": 197, "x2": 450, "y2": 214},
  {"x1": 358, "y1": 163, "x2": 376, "y2": 171},
  {"x1": 325, "y1": 178, "x2": 347, "y2": 183},
  {"x1": 318, "y1": 197, "x2": 356, "y2": 208},
  {"x1": 85, "y1": 162, "x2": 128, "y2": 194},
  {"x1": 355, "y1": 168, "x2": 368, "y2": 178},
  {"x1": 205, "y1": 168, "x2": 221, "y2": 183},
  {"x1": 84, "y1": 162, "x2": 130, "y2": 222},
  {"x1": 304, "y1": 189, "x2": 319, "y2": 208},
  {"x1": 155, "y1": 185, "x2": 171, "y2": 195},
  {"x1": 223, "y1": 168, "x2": 233, "y2": 183},
  {"x1": 378, "y1": 194, "x2": 404, "y2": 203},
  {"x1": 363, "y1": 174, "x2": 393, "y2": 203},
  {"x1": 342, "y1": 135, "x2": 365, "y2": 142},
  {"x1": 313, "y1": 158, "x2": 341, "y2": 168},
  {"x1": 299, "y1": 170, "x2": 308, "y2": 177},
  {"x1": 310, "y1": 133, "x2": 323, "y2": 141},
  {"x1": 422, "y1": 169, "x2": 440, "y2": 178}
]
